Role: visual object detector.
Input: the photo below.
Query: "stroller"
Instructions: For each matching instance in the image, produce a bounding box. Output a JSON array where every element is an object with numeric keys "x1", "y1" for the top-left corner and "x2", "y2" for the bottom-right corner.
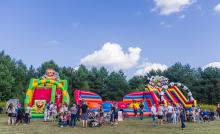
[{"x1": 88, "y1": 112, "x2": 99, "y2": 127}]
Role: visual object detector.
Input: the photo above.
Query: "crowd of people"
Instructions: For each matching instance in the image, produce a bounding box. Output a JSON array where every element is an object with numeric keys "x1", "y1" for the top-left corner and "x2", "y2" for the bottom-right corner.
[
  {"x1": 4, "y1": 100, "x2": 220, "y2": 129},
  {"x1": 6, "y1": 102, "x2": 31, "y2": 126},
  {"x1": 42, "y1": 100, "x2": 119, "y2": 128},
  {"x1": 149, "y1": 103, "x2": 220, "y2": 129}
]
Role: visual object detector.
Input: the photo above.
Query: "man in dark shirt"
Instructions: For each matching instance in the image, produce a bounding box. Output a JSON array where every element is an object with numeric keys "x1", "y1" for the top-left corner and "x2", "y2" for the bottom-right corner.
[
  {"x1": 81, "y1": 101, "x2": 88, "y2": 127},
  {"x1": 180, "y1": 106, "x2": 186, "y2": 130}
]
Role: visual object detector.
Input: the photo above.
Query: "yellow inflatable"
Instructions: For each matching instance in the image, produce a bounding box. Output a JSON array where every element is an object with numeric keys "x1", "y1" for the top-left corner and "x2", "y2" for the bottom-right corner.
[{"x1": 129, "y1": 102, "x2": 140, "y2": 109}]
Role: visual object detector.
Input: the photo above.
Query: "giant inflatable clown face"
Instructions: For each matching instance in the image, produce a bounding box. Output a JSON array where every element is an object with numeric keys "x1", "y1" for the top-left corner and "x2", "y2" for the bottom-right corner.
[{"x1": 43, "y1": 69, "x2": 59, "y2": 80}]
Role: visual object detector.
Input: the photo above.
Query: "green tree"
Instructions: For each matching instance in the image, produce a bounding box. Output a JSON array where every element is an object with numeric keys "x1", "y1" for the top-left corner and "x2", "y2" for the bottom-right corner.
[{"x1": 0, "y1": 51, "x2": 15, "y2": 100}]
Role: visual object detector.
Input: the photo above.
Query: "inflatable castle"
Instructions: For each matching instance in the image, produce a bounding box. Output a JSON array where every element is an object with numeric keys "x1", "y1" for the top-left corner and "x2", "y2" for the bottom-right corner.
[{"x1": 24, "y1": 69, "x2": 70, "y2": 118}]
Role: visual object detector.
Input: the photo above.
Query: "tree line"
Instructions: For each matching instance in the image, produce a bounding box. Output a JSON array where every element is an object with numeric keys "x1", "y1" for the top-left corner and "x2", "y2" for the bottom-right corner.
[{"x1": 0, "y1": 51, "x2": 220, "y2": 104}]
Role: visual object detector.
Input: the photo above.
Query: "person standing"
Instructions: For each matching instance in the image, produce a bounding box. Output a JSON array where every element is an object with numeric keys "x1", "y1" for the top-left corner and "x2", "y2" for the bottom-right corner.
[
  {"x1": 114, "y1": 105, "x2": 119, "y2": 125},
  {"x1": 172, "y1": 108, "x2": 177, "y2": 124},
  {"x1": 151, "y1": 104, "x2": 157, "y2": 126},
  {"x1": 16, "y1": 107, "x2": 24, "y2": 126},
  {"x1": 7, "y1": 103, "x2": 16, "y2": 125},
  {"x1": 70, "y1": 104, "x2": 77, "y2": 127},
  {"x1": 81, "y1": 101, "x2": 88, "y2": 128},
  {"x1": 180, "y1": 106, "x2": 186, "y2": 130},
  {"x1": 99, "y1": 105, "x2": 104, "y2": 126},
  {"x1": 167, "y1": 104, "x2": 174, "y2": 123},
  {"x1": 216, "y1": 104, "x2": 220, "y2": 119},
  {"x1": 139, "y1": 101, "x2": 144, "y2": 120},
  {"x1": 157, "y1": 104, "x2": 164, "y2": 125},
  {"x1": 76, "y1": 104, "x2": 81, "y2": 121},
  {"x1": 132, "y1": 100, "x2": 137, "y2": 117},
  {"x1": 110, "y1": 105, "x2": 116, "y2": 126}
]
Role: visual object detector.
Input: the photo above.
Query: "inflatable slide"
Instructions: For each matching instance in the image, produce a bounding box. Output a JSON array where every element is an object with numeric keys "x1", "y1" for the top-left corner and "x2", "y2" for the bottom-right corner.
[{"x1": 24, "y1": 69, "x2": 70, "y2": 118}]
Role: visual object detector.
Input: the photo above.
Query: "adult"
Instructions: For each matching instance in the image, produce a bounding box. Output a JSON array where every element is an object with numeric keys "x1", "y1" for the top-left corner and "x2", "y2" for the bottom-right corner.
[
  {"x1": 99, "y1": 105, "x2": 104, "y2": 126},
  {"x1": 0, "y1": 106, "x2": 3, "y2": 114},
  {"x1": 157, "y1": 104, "x2": 164, "y2": 125},
  {"x1": 216, "y1": 104, "x2": 220, "y2": 119},
  {"x1": 24, "y1": 106, "x2": 31, "y2": 124},
  {"x1": 7, "y1": 103, "x2": 16, "y2": 125},
  {"x1": 81, "y1": 101, "x2": 88, "y2": 127},
  {"x1": 132, "y1": 100, "x2": 137, "y2": 117},
  {"x1": 172, "y1": 108, "x2": 177, "y2": 124},
  {"x1": 70, "y1": 104, "x2": 77, "y2": 127},
  {"x1": 180, "y1": 106, "x2": 186, "y2": 130},
  {"x1": 167, "y1": 104, "x2": 174, "y2": 123},
  {"x1": 151, "y1": 103, "x2": 157, "y2": 126},
  {"x1": 139, "y1": 101, "x2": 144, "y2": 120},
  {"x1": 16, "y1": 107, "x2": 24, "y2": 126},
  {"x1": 114, "y1": 105, "x2": 119, "y2": 125},
  {"x1": 110, "y1": 105, "x2": 116, "y2": 126},
  {"x1": 76, "y1": 104, "x2": 81, "y2": 121}
]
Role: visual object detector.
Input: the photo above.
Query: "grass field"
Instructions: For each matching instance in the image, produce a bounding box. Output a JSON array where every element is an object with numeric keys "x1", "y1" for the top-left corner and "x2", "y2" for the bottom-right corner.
[{"x1": 0, "y1": 114, "x2": 220, "y2": 134}]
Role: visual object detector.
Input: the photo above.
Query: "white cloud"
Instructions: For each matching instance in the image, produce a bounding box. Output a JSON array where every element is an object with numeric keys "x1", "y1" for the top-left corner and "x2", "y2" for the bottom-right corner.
[
  {"x1": 203, "y1": 62, "x2": 220, "y2": 69},
  {"x1": 214, "y1": 3, "x2": 220, "y2": 13},
  {"x1": 153, "y1": 0, "x2": 196, "y2": 15},
  {"x1": 135, "y1": 62, "x2": 168, "y2": 76},
  {"x1": 80, "y1": 42, "x2": 141, "y2": 70},
  {"x1": 48, "y1": 40, "x2": 59, "y2": 44}
]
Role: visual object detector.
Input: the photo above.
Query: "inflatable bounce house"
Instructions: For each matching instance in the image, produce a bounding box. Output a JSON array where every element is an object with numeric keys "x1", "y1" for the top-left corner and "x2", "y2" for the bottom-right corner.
[
  {"x1": 74, "y1": 89, "x2": 102, "y2": 112},
  {"x1": 24, "y1": 69, "x2": 70, "y2": 118},
  {"x1": 122, "y1": 91, "x2": 158, "y2": 116},
  {"x1": 74, "y1": 89, "x2": 127, "y2": 112},
  {"x1": 73, "y1": 76, "x2": 196, "y2": 117}
]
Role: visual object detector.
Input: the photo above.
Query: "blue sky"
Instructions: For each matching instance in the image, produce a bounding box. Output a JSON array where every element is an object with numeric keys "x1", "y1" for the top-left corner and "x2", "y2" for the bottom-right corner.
[{"x1": 0, "y1": 0, "x2": 220, "y2": 76}]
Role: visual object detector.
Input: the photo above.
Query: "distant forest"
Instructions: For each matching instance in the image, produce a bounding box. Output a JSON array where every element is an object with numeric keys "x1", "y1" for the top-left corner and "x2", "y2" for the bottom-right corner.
[{"x1": 0, "y1": 51, "x2": 220, "y2": 104}]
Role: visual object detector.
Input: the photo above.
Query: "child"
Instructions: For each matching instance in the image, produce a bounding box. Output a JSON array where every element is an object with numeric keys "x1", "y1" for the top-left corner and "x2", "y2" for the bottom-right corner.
[
  {"x1": 66, "y1": 111, "x2": 71, "y2": 126},
  {"x1": 63, "y1": 112, "x2": 68, "y2": 127},
  {"x1": 59, "y1": 112, "x2": 64, "y2": 127}
]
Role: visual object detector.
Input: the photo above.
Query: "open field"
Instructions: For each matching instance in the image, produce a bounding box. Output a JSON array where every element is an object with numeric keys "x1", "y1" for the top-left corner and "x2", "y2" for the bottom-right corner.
[{"x1": 0, "y1": 115, "x2": 220, "y2": 134}]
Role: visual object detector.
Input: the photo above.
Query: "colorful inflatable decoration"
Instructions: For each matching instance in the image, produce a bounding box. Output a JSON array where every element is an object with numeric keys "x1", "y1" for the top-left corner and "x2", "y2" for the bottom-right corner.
[
  {"x1": 123, "y1": 91, "x2": 158, "y2": 117},
  {"x1": 160, "y1": 82, "x2": 197, "y2": 108},
  {"x1": 74, "y1": 89, "x2": 102, "y2": 112},
  {"x1": 24, "y1": 69, "x2": 70, "y2": 118},
  {"x1": 149, "y1": 75, "x2": 169, "y2": 88},
  {"x1": 147, "y1": 76, "x2": 197, "y2": 108},
  {"x1": 74, "y1": 89, "x2": 102, "y2": 104}
]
